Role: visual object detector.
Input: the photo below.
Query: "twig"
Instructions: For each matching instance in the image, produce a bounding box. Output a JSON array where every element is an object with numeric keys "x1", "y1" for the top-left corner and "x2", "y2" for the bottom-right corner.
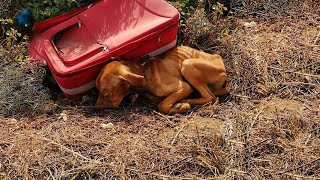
[
  {"x1": 150, "y1": 156, "x2": 193, "y2": 173},
  {"x1": 250, "y1": 103, "x2": 272, "y2": 130},
  {"x1": 153, "y1": 110, "x2": 175, "y2": 126},
  {"x1": 230, "y1": 84, "x2": 255, "y2": 94},
  {"x1": 46, "y1": 167, "x2": 56, "y2": 180},
  {"x1": 310, "y1": 126, "x2": 320, "y2": 133},
  {"x1": 226, "y1": 140, "x2": 246, "y2": 145},
  {"x1": 230, "y1": 93, "x2": 251, "y2": 99},
  {"x1": 268, "y1": 66, "x2": 320, "y2": 79},
  {"x1": 34, "y1": 134, "x2": 101, "y2": 164},
  {"x1": 226, "y1": 131, "x2": 255, "y2": 141},
  {"x1": 244, "y1": 138, "x2": 272, "y2": 151},
  {"x1": 299, "y1": 42, "x2": 320, "y2": 47},
  {"x1": 226, "y1": 168, "x2": 248, "y2": 175},
  {"x1": 251, "y1": 158, "x2": 271, "y2": 163},
  {"x1": 171, "y1": 122, "x2": 190, "y2": 146},
  {"x1": 235, "y1": 138, "x2": 273, "y2": 167},
  {"x1": 305, "y1": 133, "x2": 312, "y2": 145},
  {"x1": 126, "y1": 167, "x2": 197, "y2": 180},
  {"x1": 258, "y1": 168, "x2": 320, "y2": 179},
  {"x1": 283, "y1": 157, "x2": 320, "y2": 173},
  {"x1": 282, "y1": 82, "x2": 319, "y2": 87},
  {"x1": 314, "y1": 31, "x2": 320, "y2": 44},
  {"x1": 58, "y1": 162, "x2": 196, "y2": 180}
]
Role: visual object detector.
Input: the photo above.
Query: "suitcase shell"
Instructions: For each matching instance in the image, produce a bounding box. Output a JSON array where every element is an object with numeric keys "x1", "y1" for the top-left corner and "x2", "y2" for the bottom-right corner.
[{"x1": 29, "y1": 0, "x2": 179, "y2": 98}]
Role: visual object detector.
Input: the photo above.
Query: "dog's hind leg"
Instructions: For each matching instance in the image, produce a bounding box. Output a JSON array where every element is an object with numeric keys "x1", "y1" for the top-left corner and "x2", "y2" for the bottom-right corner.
[
  {"x1": 181, "y1": 58, "x2": 228, "y2": 105},
  {"x1": 158, "y1": 81, "x2": 193, "y2": 114}
]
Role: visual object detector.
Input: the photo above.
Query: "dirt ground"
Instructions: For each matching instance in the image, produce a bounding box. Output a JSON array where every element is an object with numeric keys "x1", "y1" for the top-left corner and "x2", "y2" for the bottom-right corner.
[{"x1": 0, "y1": 0, "x2": 319, "y2": 179}]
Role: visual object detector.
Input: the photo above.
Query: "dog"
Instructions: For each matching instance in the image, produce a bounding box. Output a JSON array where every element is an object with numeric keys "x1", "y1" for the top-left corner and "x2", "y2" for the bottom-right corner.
[{"x1": 96, "y1": 46, "x2": 230, "y2": 114}]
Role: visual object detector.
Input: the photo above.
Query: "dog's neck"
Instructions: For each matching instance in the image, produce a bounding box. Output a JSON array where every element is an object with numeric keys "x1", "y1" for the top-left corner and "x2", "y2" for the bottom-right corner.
[{"x1": 120, "y1": 61, "x2": 146, "y2": 89}]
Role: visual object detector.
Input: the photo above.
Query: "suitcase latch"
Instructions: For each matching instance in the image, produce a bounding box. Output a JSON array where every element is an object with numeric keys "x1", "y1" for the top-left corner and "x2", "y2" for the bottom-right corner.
[
  {"x1": 78, "y1": 21, "x2": 81, "y2": 27},
  {"x1": 42, "y1": 59, "x2": 47, "y2": 65},
  {"x1": 74, "y1": 47, "x2": 82, "y2": 53},
  {"x1": 157, "y1": 35, "x2": 161, "y2": 43}
]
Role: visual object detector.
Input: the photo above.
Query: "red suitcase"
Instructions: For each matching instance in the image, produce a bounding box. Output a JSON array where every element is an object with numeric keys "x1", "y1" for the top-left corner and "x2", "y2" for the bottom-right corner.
[{"x1": 29, "y1": 0, "x2": 179, "y2": 98}]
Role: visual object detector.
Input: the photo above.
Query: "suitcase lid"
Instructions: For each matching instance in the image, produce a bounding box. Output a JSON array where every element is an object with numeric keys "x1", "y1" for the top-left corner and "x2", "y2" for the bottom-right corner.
[
  {"x1": 53, "y1": 19, "x2": 107, "y2": 66},
  {"x1": 78, "y1": 0, "x2": 179, "y2": 49},
  {"x1": 52, "y1": 0, "x2": 178, "y2": 66}
]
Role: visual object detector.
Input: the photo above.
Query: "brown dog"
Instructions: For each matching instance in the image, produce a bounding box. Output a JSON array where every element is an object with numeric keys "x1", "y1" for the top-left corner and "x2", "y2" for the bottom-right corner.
[{"x1": 96, "y1": 46, "x2": 229, "y2": 114}]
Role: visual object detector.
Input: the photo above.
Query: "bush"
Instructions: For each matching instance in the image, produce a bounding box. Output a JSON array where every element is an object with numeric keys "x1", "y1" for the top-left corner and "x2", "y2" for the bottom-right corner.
[
  {"x1": 0, "y1": 6, "x2": 51, "y2": 117},
  {"x1": 168, "y1": 0, "x2": 230, "y2": 51},
  {"x1": 25, "y1": 0, "x2": 89, "y2": 22}
]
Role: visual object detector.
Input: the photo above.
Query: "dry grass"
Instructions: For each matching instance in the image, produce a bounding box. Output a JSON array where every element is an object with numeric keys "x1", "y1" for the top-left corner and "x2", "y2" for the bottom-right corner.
[
  {"x1": 223, "y1": 13, "x2": 320, "y2": 100},
  {"x1": 1, "y1": 0, "x2": 320, "y2": 179},
  {"x1": 0, "y1": 52, "x2": 51, "y2": 117}
]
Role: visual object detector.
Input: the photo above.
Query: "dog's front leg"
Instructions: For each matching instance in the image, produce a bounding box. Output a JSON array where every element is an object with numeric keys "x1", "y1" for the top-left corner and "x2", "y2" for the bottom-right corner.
[{"x1": 158, "y1": 82, "x2": 193, "y2": 114}]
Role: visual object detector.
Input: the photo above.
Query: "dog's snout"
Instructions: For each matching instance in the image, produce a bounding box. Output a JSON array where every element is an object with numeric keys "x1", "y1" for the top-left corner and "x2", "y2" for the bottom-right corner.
[
  {"x1": 96, "y1": 95, "x2": 108, "y2": 107},
  {"x1": 95, "y1": 101, "x2": 113, "y2": 108},
  {"x1": 95, "y1": 104, "x2": 106, "y2": 109},
  {"x1": 95, "y1": 100, "x2": 106, "y2": 108},
  {"x1": 96, "y1": 95, "x2": 121, "y2": 108}
]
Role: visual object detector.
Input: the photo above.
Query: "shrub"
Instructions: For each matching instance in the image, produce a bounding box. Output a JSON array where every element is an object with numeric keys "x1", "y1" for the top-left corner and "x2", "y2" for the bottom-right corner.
[
  {"x1": 168, "y1": 0, "x2": 230, "y2": 51},
  {"x1": 20, "y1": 0, "x2": 95, "y2": 22},
  {"x1": 0, "y1": 12, "x2": 51, "y2": 117}
]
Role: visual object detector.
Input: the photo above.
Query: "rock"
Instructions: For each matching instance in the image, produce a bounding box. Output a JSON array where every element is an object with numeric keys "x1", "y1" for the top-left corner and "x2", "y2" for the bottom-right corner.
[
  {"x1": 58, "y1": 110, "x2": 68, "y2": 121},
  {"x1": 100, "y1": 123, "x2": 114, "y2": 129},
  {"x1": 8, "y1": 118, "x2": 18, "y2": 124},
  {"x1": 244, "y1": 21, "x2": 257, "y2": 28},
  {"x1": 43, "y1": 101, "x2": 57, "y2": 115}
]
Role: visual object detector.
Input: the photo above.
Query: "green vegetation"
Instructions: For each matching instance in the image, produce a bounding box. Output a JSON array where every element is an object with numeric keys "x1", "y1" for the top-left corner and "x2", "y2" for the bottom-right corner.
[{"x1": 25, "y1": 0, "x2": 87, "y2": 22}]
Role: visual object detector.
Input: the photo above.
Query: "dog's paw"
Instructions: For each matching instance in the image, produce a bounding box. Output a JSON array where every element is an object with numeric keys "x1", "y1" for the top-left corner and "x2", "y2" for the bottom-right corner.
[{"x1": 174, "y1": 102, "x2": 191, "y2": 111}]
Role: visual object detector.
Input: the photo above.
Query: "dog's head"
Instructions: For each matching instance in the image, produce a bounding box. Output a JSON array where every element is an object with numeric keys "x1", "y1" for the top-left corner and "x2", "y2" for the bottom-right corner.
[{"x1": 95, "y1": 61, "x2": 143, "y2": 108}]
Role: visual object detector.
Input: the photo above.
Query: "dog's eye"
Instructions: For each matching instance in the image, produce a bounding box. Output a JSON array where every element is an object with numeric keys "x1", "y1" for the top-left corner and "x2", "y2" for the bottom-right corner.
[{"x1": 103, "y1": 92, "x2": 109, "y2": 97}]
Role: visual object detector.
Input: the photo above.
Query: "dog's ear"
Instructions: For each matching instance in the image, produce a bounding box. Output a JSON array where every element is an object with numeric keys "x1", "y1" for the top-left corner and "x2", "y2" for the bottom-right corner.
[
  {"x1": 96, "y1": 66, "x2": 106, "y2": 89},
  {"x1": 120, "y1": 72, "x2": 144, "y2": 87},
  {"x1": 96, "y1": 71, "x2": 103, "y2": 89}
]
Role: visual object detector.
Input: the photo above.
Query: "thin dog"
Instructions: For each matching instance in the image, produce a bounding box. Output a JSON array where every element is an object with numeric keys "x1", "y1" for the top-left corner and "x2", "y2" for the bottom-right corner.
[{"x1": 96, "y1": 46, "x2": 230, "y2": 114}]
